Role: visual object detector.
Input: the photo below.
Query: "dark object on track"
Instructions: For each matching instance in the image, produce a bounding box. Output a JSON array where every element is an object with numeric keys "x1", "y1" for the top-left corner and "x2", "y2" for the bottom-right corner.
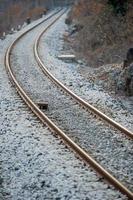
[{"x1": 37, "y1": 102, "x2": 48, "y2": 110}]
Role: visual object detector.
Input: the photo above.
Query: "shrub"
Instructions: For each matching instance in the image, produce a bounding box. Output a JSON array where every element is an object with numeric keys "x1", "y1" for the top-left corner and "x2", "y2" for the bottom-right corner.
[{"x1": 108, "y1": 0, "x2": 128, "y2": 15}]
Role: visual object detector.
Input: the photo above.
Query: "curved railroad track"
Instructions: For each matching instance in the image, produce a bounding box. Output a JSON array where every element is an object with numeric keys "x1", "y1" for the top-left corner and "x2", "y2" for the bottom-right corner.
[
  {"x1": 34, "y1": 23, "x2": 133, "y2": 140},
  {"x1": 5, "y1": 9, "x2": 133, "y2": 199}
]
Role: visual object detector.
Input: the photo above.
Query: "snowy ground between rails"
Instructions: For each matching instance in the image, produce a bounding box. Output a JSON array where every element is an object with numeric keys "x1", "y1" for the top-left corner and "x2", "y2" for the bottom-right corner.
[
  {"x1": 0, "y1": 10, "x2": 128, "y2": 200},
  {"x1": 40, "y1": 13, "x2": 133, "y2": 132}
]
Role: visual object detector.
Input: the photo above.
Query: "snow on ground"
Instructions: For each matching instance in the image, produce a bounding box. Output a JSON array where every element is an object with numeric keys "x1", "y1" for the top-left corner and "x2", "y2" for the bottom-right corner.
[
  {"x1": 39, "y1": 13, "x2": 133, "y2": 132},
  {"x1": 10, "y1": 7, "x2": 133, "y2": 193},
  {"x1": 0, "y1": 10, "x2": 127, "y2": 200}
]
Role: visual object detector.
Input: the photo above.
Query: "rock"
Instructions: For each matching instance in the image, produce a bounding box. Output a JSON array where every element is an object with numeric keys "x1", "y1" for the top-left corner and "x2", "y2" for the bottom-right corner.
[
  {"x1": 69, "y1": 24, "x2": 83, "y2": 35},
  {"x1": 1, "y1": 32, "x2": 6, "y2": 40},
  {"x1": 9, "y1": 28, "x2": 14, "y2": 34},
  {"x1": 117, "y1": 63, "x2": 133, "y2": 95},
  {"x1": 26, "y1": 17, "x2": 31, "y2": 25},
  {"x1": 17, "y1": 25, "x2": 21, "y2": 31},
  {"x1": 65, "y1": 18, "x2": 72, "y2": 25},
  {"x1": 68, "y1": 82, "x2": 73, "y2": 86},
  {"x1": 41, "y1": 180, "x2": 45, "y2": 188},
  {"x1": 0, "y1": 177, "x2": 3, "y2": 185},
  {"x1": 14, "y1": 167, "x2": 19, "y2": 171},
  {"x1": 77, "y1": 60, "x2": 84, "y2": 65}
]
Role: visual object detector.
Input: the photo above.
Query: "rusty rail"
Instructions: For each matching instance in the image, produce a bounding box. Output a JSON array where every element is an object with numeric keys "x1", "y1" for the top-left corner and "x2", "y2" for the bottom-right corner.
[
  {"x1": 5, "y1": 9, "x2": 133, "y2": 199},
  {"x1": 34, "y1": 20, "x2": 133, "y2": 139}
]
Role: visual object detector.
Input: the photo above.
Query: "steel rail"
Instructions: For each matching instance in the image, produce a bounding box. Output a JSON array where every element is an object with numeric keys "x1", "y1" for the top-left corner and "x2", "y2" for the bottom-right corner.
[
  {"x1": 5, "y1": 10, "x2": 133, "y2": 200},
  {"x1": 34, "y1": 22, "x2": 133, "y2": 139}
]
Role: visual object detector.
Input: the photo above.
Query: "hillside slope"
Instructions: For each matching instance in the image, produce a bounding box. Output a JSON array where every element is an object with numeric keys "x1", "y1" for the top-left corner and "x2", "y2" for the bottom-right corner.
[
  {"x1": 67, "y1": 0, "x2": 133, "y2": 67},
  {"x1": 65, "y1": 0, "x2": 133, "y2": 96}
]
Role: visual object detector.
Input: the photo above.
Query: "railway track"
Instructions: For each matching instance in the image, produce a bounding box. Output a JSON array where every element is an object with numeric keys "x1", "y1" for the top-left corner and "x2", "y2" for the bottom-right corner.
[
  {"x1": 35, "y1": 10, "x2": 133, "y2": 195},
  {"x1": 34, "y1": 21, "x2": 133, "y2": 140},
  {"x1": 5, "y1": 9, "x2": 133, "y2": 199}
]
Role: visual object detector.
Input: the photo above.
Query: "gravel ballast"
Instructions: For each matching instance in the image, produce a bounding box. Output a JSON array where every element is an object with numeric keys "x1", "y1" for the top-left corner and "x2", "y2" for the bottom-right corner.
[
  {"x1": 0, "y1": 10, "x2": 128, "y2": 200},
  {"x1": 39, "y1": 14, "x2": 133, "y2": 132},
  {"x1": 37, "y1": 13, "x2": 133, "y2": 190}
]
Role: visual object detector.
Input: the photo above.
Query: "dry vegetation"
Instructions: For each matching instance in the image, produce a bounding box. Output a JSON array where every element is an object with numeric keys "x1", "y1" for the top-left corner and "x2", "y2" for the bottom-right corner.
[
  {"x1": 67, "y1": 0, "x2": 133, "y2": 67},
  {"x1": 0, "y1": 0, "x2": 48, "y2": 37},
  {"x1": 0, "y1": 0, "x2": 70, "y2": 37}
]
